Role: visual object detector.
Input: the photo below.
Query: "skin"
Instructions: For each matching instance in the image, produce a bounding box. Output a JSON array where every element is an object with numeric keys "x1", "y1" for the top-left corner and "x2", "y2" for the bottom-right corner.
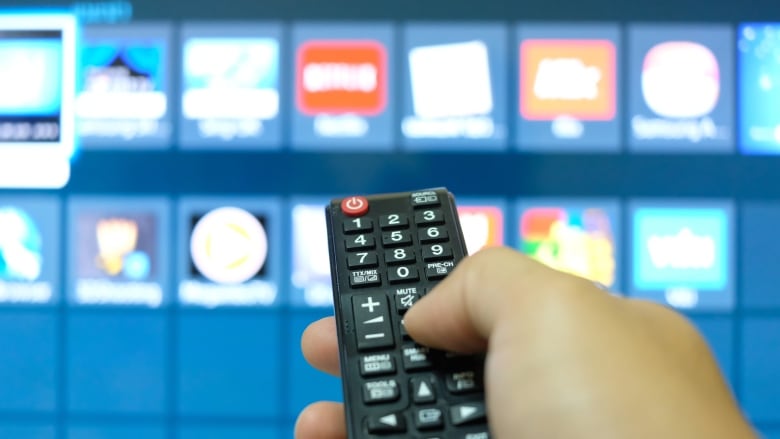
[{"x1": 295, "y1": 247, "x2": 757, "y2": 439}]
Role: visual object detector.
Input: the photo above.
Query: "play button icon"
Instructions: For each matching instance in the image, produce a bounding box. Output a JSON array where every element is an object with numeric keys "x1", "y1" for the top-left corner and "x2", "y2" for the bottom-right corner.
[
  {"x1": 450, "y1": 402, "x2": 486, "y2": 426},
  {"x1": 367, "y1": 412, "x2": 406, "y2": 434}
]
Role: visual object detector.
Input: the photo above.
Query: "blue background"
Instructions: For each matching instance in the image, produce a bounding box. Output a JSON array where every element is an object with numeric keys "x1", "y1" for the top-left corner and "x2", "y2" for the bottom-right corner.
[{"x1": 0, "y1": 0, "x2": 779, "y2": 437}]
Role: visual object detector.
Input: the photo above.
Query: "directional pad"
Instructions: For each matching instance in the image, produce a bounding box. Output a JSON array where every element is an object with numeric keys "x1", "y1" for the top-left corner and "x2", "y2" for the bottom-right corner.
[{"x1": 366, "y1": 412, "x2": 406, "y2": 434}]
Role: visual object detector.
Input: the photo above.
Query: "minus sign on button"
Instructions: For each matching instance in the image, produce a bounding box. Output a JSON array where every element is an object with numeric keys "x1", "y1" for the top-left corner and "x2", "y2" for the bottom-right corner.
[{"x1": 365, "y1": 333, "x2": 386, "y2": 339}]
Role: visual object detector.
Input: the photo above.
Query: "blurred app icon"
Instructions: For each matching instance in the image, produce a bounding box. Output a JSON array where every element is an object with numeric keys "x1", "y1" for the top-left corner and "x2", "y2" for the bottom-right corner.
[
  {"x1": 0, "y1": 41, "x2": 62, "y2": 116},
  {"x1": 291, "y1": 204, "x2": 332, "y2": 306},
  {"x1": 0, "y1": 13, "x2": 75, "y2": 189},
  {"x1": 182, "y1": 38, "x2": 279, "y2": 120},
  {"x1": 628, "y1": 25, "x2": 733, "y2": 150},
  {"x1": 633, "y1": 208, "x2": 728, "y2": 299},
  {"x1": 76, "y1": 213, "x2": 156, "y2": 281},
  {"x1": 739, "y1": 24, "x2": 780, "y2": 153},
  {"x1": 520, "y1": 39, "x2": 616, "y2": 123},
  {"x1": 641, "y1": 42, "x2": 720, "y2": 119},
  {"x1": 296, "y1": 41, "x2": 387, "y2": 115},
  {"x1": 520, "y1": 207, "x2": 616, "y2": 288},
  {"x1": 457, "y1": 205, "x2": 504, "y2": 255},
  {"x1": 0, "y1": 207, "x2": 43, "y2": 282},
  {"x1": 77, "y1": 43, "x2": 166, "y2": 120},
  {"x1": 189, "y1": 207, "x2": 268, "y2": 285},
  {"x1": 408, "y1": 40, "x2": 493, "y2": 119}
]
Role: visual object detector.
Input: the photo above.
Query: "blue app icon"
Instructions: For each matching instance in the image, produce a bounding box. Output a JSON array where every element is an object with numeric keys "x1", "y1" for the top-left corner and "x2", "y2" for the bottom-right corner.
[
  {"x1": 0, "y1": 207, "x2": 43, "y2": 282},
  {"x1": 739, "y1": 23, "x2": 780, "y2": 153},
  {"x1": 633, "y1": 208, "x2": 728, "y2": 291}
]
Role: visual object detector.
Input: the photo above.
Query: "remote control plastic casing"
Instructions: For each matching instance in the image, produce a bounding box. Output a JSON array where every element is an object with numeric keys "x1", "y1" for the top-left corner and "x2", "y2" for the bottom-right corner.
[{"x1": 326, "y1": 188, "x2": 489, "y2": 439}]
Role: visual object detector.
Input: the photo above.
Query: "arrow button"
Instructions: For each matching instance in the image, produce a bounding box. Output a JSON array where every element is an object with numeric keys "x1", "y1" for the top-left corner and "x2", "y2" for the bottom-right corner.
[
  {"x1": 366, "y1": 412, "x2": 406, "y2": 434},
  {"x1": 450, "y1": 402, "x2": 486, "y2": 426}
]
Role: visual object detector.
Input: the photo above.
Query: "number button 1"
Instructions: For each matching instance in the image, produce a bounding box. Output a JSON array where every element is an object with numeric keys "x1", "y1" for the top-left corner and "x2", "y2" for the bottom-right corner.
[{"x1": 343, "y1": 217, "x2": 373, "y2": 233}]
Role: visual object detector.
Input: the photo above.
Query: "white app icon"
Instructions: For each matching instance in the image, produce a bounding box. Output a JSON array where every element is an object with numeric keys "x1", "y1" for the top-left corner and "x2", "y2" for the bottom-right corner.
[
  {"x1": 458, "y1": 210, "x2": 491, "y2": 255},
  {"x1": 408, "y1": 40, "x2": 493, "y2": 119},
  {"x1": 641, "y1": 41, "x2": 720, "y2": 119},
  {"x1": 190, "y1": 206, "x2": 268, "y2": 285},
  {"x1": 291, "y1": 204, "x2": 330, "y2": 287}
]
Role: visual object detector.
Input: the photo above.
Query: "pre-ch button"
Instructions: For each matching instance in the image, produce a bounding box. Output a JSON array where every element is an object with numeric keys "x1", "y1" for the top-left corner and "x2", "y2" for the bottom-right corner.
[{"x1": 341, "y1": 196, "x2": 369, "y2": 217}]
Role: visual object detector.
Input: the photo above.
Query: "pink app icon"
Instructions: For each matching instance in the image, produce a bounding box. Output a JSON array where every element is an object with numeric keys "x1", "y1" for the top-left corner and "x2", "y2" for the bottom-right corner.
[{"x1": 641, "y1": 41, "x2": 720, "y2": 118}]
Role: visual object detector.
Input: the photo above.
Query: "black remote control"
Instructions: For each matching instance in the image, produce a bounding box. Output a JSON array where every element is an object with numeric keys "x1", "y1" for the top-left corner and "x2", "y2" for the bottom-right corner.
[{"x1": 325, "y1": 188, "x2": 489, "y2": 439}]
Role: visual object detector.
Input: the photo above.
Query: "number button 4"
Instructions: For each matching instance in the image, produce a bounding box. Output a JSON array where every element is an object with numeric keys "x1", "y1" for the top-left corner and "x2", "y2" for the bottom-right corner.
[{"x1": 346, "y1": 234, "x2": 376, "y2": 251}]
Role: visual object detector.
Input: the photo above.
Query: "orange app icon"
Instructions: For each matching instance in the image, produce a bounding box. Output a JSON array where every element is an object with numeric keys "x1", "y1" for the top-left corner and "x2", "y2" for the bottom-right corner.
[
  {"x1": 296, "y1": 40, "x2": 387, "y2": 116},
  {"x1": 520, "y1": 39, "x2": 616, "y2": 121},
  {"x1": 457, "y1": 206, "x2": 504, "y2": 255}
]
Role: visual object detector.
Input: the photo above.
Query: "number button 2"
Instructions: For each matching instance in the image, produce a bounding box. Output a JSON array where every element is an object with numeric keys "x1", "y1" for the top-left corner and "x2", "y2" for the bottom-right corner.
[{"x1": 380, "y1": 214, "x2": 409, "y2": 230}]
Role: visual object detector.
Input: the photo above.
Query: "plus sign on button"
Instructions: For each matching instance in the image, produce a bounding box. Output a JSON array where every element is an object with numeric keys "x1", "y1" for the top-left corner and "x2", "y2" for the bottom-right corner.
[
  {"x1": 352, "y1": 294, "x2": 394, "y2": 351},
  {"x1": 341, "y1": 196, "x2": 369, "y2": 217}
]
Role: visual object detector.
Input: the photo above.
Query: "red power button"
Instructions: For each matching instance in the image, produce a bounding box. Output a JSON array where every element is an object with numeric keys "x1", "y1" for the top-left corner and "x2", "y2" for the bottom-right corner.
[{"x1": 341, "y1": 196, "x2": 369, "y2": 217}]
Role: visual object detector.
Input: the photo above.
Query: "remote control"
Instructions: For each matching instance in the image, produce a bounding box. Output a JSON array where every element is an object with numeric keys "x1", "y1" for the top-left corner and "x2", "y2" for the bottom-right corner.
[{"x1": 325, "y1": 188, "x2": 489, "y2": 439}]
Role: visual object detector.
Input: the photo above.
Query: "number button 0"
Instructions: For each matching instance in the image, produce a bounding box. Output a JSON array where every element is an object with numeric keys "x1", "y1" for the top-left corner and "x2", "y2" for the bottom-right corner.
[
  {"x1": 380, "y1": 214, "x2": 409, "y2": 230},
  {"x1": 382, "y1": 230, "x2": 412, "y2": 247},
  {"x1": 414, "y1": 209, "x2": 444, "y2": 225},
  {"x1": 346, "y1": 234, "x2": 376, "y2": 251},
  {"x1": 348, "y1": 252, "x2": 379, "y2": 269},
  {"x1": 343, "y1": 217, "x2": 374, "y2": 233},
  {"x1": 423, "y1": 244, "x2": 453, "y2": 261},
  {"x1": 384, "y1": 248, "x2": 415, "y2": 265},
  {"x1": 419, "y1": 227, "x2": 449, "y2": 244},
  {"x1": 388, "y1": 266, "x2": 419, "y2": 284}
]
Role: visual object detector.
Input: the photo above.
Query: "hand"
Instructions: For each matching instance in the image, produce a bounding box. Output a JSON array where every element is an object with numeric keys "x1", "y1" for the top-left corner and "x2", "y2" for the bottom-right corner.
[{"x1": 295, "y1": 247, "x2": 756, "y2": 439}]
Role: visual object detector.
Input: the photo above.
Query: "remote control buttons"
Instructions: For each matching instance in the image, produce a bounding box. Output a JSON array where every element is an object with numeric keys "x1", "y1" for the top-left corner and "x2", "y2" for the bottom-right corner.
[
  {"x1": 360, "y1": 353, "x2": 396, "y2": 377},
  {"x1": 380, "y1": 213, "x2": 409, "y2": 230},
  {"x1": 388, "y1": 265, "x2": 419, "y2": 284},
  {"x1": 425, "y1": 260, "x2": 456, "y2": 280},
  {"x1": 403, "y1": 344, "x2": 434, "y2": 371},
  {"x1": 419, "y1": 227, "x2": 449, "y2": 244},
  {"x1": 394, "y1": 287, "x2": 420, "y2": 314},
  {"x1": 410, "y1": 191, "x2": 440, "y2": 208},
  {"x1": 343, "y1": 216, "x2": 373, "y2": 233},
  {"x1": 414, "y1": 209, "x2": 444, "y2": 225},
  {"x1": 363, "y1": 379, "x2": 400, "y2": 404},
  {"x1": 346, "y1": 233, "x2": 376, "y2": 251},
  {"x1": 348, "y1": 252, "x2": 379, "y2": 269},
  {"x1": 411, "y1": 377, "x2": 437, "y2": 404},
  {"x1": 352, "y1": 295, "x2": 393, "y2": 351},
  {"x1": 446, "y1": 370, "x2": 483, "y2": 395},
  {"x1": 382, "y1": 230, "x2": 413, "y2": 247},
  {"x1": 415, "y1": 407, "x2": 444, "y2": 430},
  {"x1": 450, "y1": 402, "x2": 487, "y2": 426},
  {"x1": 341, "y1": 196, "x2": 369, "y2": 217},
  {"x1": 385, "y1": 247, "x2": 415, "y2": 265},
  {"x1": 366, "y1": 412, "x2": 406, "y2": 434},
  {"x1": 349, "y1": 269, "x2": 381, "y2": 288},
  {"x1": 423, "y1": 244, "x2": 453, "y2": 261}
]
